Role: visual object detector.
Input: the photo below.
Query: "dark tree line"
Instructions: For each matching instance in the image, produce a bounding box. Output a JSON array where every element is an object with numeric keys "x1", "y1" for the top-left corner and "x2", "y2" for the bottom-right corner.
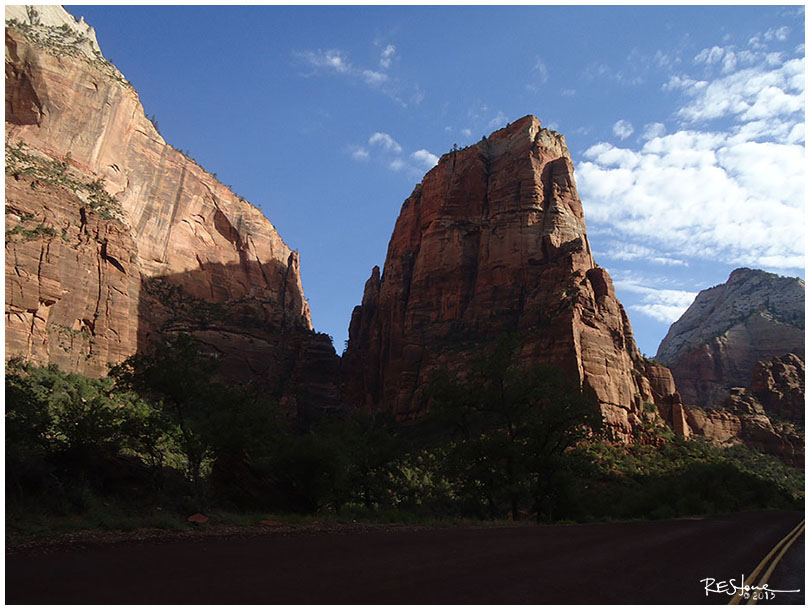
[{"x1": 6, "y1": 334, "x2": 802, "y2": 527}]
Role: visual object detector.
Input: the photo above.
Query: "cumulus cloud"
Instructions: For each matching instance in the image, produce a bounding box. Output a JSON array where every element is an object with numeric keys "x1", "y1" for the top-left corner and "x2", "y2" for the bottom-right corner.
[
  {"x1": 578, "y1": 45, "x2": 805, "y2": 272},
  {"x1": 642, "y1": 122, "x2": 666, "y2": 139},
  {"x1": 369, "y1": 132, "x2": 402, "y2": 153},
  {"x1": 380, "y1": 44, "x2": 396, "y2": 69},
  {"x1": 670, "y1": 56, "x2": 803, "y2": 123},
  {"x1": 411, "y1": 149, "x2": 439, "y2": 170},
  {"x1": 353, "y1": 132, "x2": 438, "y2": 178},
  {"x1": 612, "y1": 276, "x2": 697, "y2": 323},
  {"x1": 612, "y1": 120, "x2": 634, "y2": 140}
]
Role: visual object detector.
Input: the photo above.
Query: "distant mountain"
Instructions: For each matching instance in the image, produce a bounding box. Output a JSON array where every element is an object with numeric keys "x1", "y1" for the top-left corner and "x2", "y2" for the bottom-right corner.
[{"x1": 655, "y1": 268, "x2": 804, "y2": 407}]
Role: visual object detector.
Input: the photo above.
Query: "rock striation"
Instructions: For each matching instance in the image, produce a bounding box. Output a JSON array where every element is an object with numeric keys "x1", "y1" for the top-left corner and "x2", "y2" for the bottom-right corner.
[
  {"x1": 655, "y1": 268, "x2": 804, "y2": 407},
  {"x1": 5, "y1": 6, "x2": 338, "y2": 414},
  {"x1": 342, "y1": 115, "x2": 682, "y2": 441}
]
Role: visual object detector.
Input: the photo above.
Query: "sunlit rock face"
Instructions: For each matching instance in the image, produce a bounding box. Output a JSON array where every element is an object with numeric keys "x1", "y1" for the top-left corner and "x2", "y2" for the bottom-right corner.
[
  {"x1": 343, "y1": 115, "x2": 681, "y2": 442},
  {"x1": 656, "y1": 267, "x2": 805, "y2": 407},
  {"x1": 5, "y1": 6, "x2": 339, "y2": 415}
]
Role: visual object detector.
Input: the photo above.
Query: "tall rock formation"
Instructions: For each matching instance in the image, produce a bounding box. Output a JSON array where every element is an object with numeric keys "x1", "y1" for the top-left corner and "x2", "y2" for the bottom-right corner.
[
  {"x1": 343, "y1": 115, "x2": 682, "y2": 441},
  {"x1": 5, "y1": 6, "x2": 339, "y2": 413},
  {"x1": 655, "y1": 268, "x2": 805, "y2": 407}
]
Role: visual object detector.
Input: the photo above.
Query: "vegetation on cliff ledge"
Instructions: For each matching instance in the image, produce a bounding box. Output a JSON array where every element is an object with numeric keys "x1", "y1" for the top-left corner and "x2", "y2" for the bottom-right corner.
[
  {"x1": 6, "y1": 7, "x2": 131, "y2": 88},
  {"x1": 5, "y1": 141, "x2": 124, "y2": 222},
  {"x1": 6, "y1": 336, "x2": 803, "y2": 537}
]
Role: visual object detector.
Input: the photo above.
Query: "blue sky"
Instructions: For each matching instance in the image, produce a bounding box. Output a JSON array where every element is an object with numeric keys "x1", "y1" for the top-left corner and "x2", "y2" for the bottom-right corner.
[{"x1": 70, "y1": 5, "x2": 805, "y2": 357}]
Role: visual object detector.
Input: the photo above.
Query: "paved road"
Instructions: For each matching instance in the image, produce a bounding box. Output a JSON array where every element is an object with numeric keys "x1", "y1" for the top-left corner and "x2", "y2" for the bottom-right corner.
[
  {"x1": 5, "y1": 510, "x2": 803, "y2": 604},
  {"x1": 757, "y1": 528, "x2": 805, "y2": 606}
]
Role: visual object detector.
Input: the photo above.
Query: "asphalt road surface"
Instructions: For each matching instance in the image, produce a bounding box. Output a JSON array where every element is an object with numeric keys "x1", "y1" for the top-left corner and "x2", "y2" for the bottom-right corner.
[{"x1": 5, "y1": 510, "x2": 804, "y2": 604}]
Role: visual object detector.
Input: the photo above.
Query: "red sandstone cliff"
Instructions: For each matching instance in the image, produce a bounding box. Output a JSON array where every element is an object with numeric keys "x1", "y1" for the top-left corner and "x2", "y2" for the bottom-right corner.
[
  {"x1": 342, "y1": 115, "x2": 684, "y2": 441},
  {"x1": 5, "y1": 6, "x2": 337, "y2": 412}
]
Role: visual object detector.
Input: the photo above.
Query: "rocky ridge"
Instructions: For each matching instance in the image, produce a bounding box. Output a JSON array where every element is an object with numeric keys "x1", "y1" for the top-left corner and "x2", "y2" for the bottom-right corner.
[
  {"x1": 5, "y1": 6, "x2": 338, "y2": 413},
  {"x1": 342, "y1": 115, "x2": 684, "y2": 442},
  {"x1": 656, "y1": 268, "x2": 804, "y2": 407},
  {"x1": 656, "y1": 269, "x2": 804, "y2": 467}
]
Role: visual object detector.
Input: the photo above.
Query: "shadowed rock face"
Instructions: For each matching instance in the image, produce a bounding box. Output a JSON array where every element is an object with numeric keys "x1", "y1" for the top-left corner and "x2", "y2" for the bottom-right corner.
[
  {"x1": 684, "y1": 384, "x2": 804, "y2": 469},
  {"x1": 4, "y1": 6, "x2": 337, "y2": 414},
  {"x1": 342, "y1": 115, "x2": 681, "y2": 441},
  {"x1": 656, "y1": 268, "x2": 805, "y2": 407},
  {"x1": 750, "y1": 353, "x2": 804, "y2": 425}
]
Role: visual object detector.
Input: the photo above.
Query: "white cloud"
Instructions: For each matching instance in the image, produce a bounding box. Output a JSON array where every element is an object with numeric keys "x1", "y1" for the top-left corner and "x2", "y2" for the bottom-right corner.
[
  {"x1": 411, "y1": 149, "x2": 439, "y2": 170},
  {"x1": 489, "y1": 111, "x2": 508, "y2": 129},
  {"x1": 695, "y1": 46, "x2": 724, "y2": 65},
  {"x1": 583, "y1": 61, "x2": 644, "y2": 86},
  {"x1": 612, "y1": 276, "x2": 697, "y2": 323},
  {"x1": 642, "y1": 122, "x2": 666, "y2": 139},
  {"x1": 534, "y1": 58, "x2": 549, "y2": 84},
  {"x1": 579, "y1": 133, "x2": 804, "y2": 270},
  {"x1": 380, "y1": 44, "x2": 396, "y2": 69},
  {"x1": 300, "y1": 49, "x2": 351, "y2": 74},
  {"x1": 653, "y1": 50, "x2": 679, "y2": 70},
  {"x1": 297, "y1": 44, "x2": 419, "y2": 108},
  {"x1": 561, "y1": 88, "x2": 576, "y2": 97},
  {"x1": 673, "y1": 49, "x2": 804, "y2": 123},
  {"x1": 357, "y1": 132, "x2": 438, "y2": 178},
  {"x1": 602, "y1": 242, "x2": 687, "y2": 266},
  {"x1": 631, "y1": 303, "x2": 693, "y2": 324},
  {"x1": 613, "y1": 119, "x2": 634, "y2": 140},
  {"x1": 362, "y1": 70, "x2": 388, "y2": 85},
  {"x1": 351, "y1": 147, "x2": 369, "y2": 161},
  {"x1": 369, "y1": 132, "x2": 402, "y2": 153},
  {"x1": 764, "y1": 26, "x2": 790, "y2": 41},
  {"x1": 578, "y1": 41, "x2": 804, "y2": 273}
]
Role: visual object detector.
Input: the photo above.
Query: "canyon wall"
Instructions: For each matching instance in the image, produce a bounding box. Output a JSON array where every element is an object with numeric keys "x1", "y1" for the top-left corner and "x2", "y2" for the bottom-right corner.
[{"x1": 5, "y1": 6, "x2": 338, "y2": 413}]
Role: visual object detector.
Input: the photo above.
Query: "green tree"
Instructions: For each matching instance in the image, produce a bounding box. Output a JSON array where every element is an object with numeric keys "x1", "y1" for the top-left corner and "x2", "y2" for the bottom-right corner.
[
  {"x1": 6, "y1": 359, "x2": 131, "y2": 458},
  {"x1": 110, "y1": 334, "x2": 224, "y2": 503},
  {"x1": 427, "y1": 335, "x2": 604, "y2": 521},
  {"x1": 316, "y1": 410, "x2": 402, "y2": 511}
]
